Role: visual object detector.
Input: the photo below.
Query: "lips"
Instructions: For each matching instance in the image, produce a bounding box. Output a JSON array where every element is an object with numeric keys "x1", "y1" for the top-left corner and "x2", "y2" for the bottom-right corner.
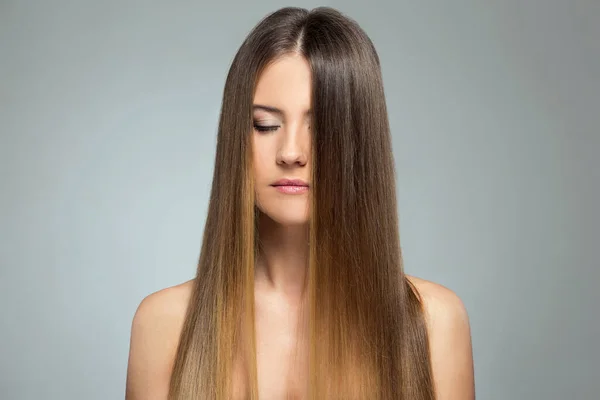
[{"x1": 271, "y1": 178, "x2": 309, "y2": 187}]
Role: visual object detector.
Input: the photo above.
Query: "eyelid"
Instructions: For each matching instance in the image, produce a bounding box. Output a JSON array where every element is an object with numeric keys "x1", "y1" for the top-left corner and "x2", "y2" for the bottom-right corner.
[
  {"x1": 252, "y1": 117, "x2": 281, "y2": 124},
  {"x1": 253, "y1": 120, "x2": 280, "y2": 126}
]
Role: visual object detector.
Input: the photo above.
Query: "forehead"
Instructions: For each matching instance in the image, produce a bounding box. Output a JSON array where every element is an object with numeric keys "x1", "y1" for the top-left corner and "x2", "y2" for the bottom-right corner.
[{"x1": 253, "y1": 54, "x2": 312, "y2": 116}]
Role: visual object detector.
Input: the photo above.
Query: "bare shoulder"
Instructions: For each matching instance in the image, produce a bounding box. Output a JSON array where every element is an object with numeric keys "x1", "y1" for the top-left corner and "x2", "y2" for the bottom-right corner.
[
  {"x1": 406, "y1": 275, "x2": 467, "y2": 318},
  {"x1": 132, "y1": 279, "x2": 194, "y2": 324},
  {"x1": 405, "y1": 275, "x2": 475, "y2": 400},
  {"x1": 125, "y1": 279, "x2": 195, "y2": 400}
]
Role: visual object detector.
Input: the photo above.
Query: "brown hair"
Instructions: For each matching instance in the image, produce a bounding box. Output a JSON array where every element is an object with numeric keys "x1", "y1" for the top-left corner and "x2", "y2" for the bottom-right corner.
[{"x1": 168, "y1": 6, "x2": 435, "y2": 399}]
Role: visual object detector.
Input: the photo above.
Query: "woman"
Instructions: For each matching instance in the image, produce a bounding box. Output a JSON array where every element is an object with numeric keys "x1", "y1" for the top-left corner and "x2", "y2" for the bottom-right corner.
[{"x1": 126, "y1": 6, "x2": 474, "y2": 400}]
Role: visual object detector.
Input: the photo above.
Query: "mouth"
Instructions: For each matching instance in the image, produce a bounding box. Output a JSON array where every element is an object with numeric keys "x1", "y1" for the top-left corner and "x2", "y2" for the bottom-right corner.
[
  {"x1": 271, "y1": 178, "x2": 310, "y2": 187},
  {"x1": 270, "y1": 179, "x2": 310, "y2": 194},
  {"x1": 271, "y1": 185, "x2": 309, "y2": 194}
]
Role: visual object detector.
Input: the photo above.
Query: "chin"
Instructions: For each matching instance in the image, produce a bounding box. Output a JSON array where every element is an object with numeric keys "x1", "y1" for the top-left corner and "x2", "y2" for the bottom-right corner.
[{"x1": 256, "y1": 205, "x2": 310, "y2": 226}]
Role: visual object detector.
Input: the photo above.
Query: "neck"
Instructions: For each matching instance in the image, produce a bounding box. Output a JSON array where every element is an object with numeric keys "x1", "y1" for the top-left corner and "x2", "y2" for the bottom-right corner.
[{"x1": 254, "y1": 211, "x2": 309, "y2": 303}]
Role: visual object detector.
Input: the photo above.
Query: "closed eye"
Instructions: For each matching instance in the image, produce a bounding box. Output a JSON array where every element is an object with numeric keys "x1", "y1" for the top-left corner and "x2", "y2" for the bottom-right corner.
[{"x1": 253, "y1": 124, "x2": 280, "y2": 132}]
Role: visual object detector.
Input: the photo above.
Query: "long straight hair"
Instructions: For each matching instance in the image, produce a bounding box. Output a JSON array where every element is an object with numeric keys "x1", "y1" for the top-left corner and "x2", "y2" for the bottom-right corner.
[{"x1": 168, "y1": 6, "x2": 435, "y2": 399}]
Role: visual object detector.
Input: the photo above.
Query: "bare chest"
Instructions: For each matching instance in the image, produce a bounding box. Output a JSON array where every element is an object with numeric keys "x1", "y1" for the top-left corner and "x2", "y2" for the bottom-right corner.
[{"x1": 232, "y1": 297, "x2": 309, "y2": 399}]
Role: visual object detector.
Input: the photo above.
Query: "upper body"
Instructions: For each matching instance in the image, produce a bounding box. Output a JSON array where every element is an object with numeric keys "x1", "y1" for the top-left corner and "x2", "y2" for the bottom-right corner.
[
  {"x1": 126, "y1": 8, "x2": 474, "y2": 398},
  {"x1": 125, "y1": 274, "x2": 475, "y2": 399}
]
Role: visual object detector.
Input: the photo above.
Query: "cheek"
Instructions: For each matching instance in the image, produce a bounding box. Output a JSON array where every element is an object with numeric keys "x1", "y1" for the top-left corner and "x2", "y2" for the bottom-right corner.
[
  {"x1": 253, "y1": 161, "x2": 265, "y2": 183},
  {"x1": 252, "y1": 148, "x2": 269, "y2": 209},
  {"x1": 252, "y1": 137, "x2": 272, "y2": 181}
]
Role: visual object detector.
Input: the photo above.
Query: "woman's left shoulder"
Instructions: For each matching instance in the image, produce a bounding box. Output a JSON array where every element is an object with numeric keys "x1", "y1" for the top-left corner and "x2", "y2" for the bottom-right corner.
[
  {"x1": 405, "y1": 274, "x2": 475, "y2": 399},
  {"x1": 405, "y1": 274, "x2": 469, "y2": 321}
]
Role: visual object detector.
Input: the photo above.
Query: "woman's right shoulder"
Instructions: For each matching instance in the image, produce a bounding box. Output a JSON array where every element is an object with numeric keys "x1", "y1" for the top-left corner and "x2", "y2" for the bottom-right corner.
[
  {"x1": 135, "y1": 279, "x2": 195, "y2": 320},
  {"x1": 125, "y1": 279, "x2": 195, "y2": 399},
  {"x1": 130, "y1": 278, "x2": 196, "y2": 347}
]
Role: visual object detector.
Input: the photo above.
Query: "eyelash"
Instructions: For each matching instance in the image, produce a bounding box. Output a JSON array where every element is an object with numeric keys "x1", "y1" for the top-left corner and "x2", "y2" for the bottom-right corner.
[
  {"x1": 252, "y1": 124, "x2": 311, "y2": 133},
  {"x1": 253, "y1": 124, "x2": 280, "y2": 133}
]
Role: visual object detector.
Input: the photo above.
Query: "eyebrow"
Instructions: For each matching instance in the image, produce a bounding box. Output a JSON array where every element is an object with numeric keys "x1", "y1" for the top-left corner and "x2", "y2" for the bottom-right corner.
[{"x1": 253, "y1": 104, "x2": 312, "y2": 116}]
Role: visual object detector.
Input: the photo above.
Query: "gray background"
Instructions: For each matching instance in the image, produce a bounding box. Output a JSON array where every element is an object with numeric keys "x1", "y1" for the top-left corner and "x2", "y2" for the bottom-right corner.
[{"x1": 1, "y1": 1, "x2": 598, "y2": 399}]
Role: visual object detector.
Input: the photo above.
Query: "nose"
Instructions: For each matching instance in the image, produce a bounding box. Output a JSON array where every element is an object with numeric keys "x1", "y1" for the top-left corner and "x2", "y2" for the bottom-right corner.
[{"x1": 276, "y1": 124, "x2": 309, "y2": 166}]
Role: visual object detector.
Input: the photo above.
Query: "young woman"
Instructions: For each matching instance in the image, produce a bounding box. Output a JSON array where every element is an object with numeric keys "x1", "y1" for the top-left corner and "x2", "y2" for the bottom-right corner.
[{"x1": 126, "y1": 6, "x2": 474, "y2": 400}]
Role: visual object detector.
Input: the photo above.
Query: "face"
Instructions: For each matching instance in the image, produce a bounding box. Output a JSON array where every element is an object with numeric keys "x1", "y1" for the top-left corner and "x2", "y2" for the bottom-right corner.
[{"x1": 252, "y1": 54, "x2": 312, "y2": 226}]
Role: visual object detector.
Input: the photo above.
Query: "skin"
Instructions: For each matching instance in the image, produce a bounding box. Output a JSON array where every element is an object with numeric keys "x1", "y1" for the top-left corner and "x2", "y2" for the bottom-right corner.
[
  {"x1": 125, "y1": 53, "x2": 475, "y2": 399},
  {"x1": 249, "y1": 54, "x2": 313, "y2": 398},
  {"x1": 251, "y1": 54, "x2": 313, "y2": 303}
]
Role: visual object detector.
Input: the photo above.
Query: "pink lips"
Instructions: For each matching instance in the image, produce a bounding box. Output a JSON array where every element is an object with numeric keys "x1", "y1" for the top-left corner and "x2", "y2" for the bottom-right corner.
[{"x1": 271, "y1": 178, "x2": 309, "y2": 194}]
